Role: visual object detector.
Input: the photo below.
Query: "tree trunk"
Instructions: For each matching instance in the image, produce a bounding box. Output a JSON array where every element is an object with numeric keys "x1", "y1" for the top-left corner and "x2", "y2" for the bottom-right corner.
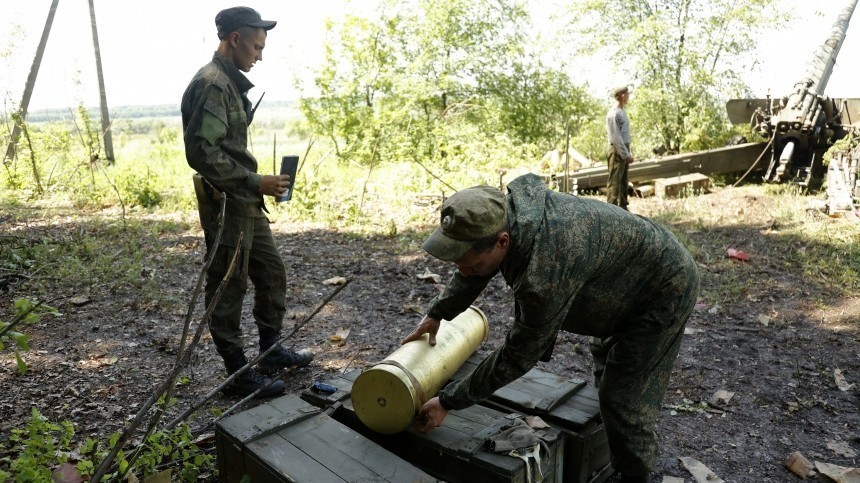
[
  {"x1": 88, "y1": 0, "x2": 115, "y2": 163},
  {"x1": 4, "y1": 0, "x2": 59, "y2": 164}
]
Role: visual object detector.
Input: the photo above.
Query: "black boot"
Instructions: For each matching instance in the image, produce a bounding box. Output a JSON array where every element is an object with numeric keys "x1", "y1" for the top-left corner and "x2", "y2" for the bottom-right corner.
[
  {"x1": 220, "y1": 349, "x2": 285, "y2": 398},
  {"x1": 257, "y1": 335, "x2": 315, "y2": 374}
]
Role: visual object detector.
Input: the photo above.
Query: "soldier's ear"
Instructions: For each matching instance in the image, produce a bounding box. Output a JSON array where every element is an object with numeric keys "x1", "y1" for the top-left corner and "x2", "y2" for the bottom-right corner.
[
  {"x1": 228, "y1": 31, "x2": 241, "y2": 47},
  {"x1": 497, "y1": 232, "x2": 510, "y2": 249}
]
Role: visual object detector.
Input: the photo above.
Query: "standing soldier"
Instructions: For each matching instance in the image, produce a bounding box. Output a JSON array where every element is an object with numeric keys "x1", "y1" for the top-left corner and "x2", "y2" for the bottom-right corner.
[
  {"x1": 606, "y1": 85, "x2": 633, "y2": 209},
  {"x1": 403, "y1": 173, "x2": 699, "y2": 482},
  {"x1": 181, "y1": 7, "x2": 313, "y2": 398}
]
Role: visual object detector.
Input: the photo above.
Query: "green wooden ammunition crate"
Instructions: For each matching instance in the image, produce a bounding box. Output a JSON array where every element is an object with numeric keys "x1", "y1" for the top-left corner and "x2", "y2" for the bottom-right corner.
[
  {"x1": 303, "y1": 357, "x2": 611, "y2": 483},
  {"x1": 451, "y1": 355, "x2": 612, "y2": 483},
  {"x1": 215, "y1": 394, "x2": 435, "y2": 482},
  {"x1": 302, "y1": 372, "x2": 565, "y2": 482}
]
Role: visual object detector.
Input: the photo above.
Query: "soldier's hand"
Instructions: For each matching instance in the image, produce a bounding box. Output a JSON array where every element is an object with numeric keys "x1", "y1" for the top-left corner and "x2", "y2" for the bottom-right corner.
[
  {"x1": 260, "y1": 174, "x2": 291, "y2": 198},
  {"x1": 401, "y1": 315, "x2": 440, "y2": 346},
  {"x1": 626, "y1": 156, "x2": 634, "y2": 164},
  {"x1": 414, "y1": 397, "x2": 447, "y2": 433}
]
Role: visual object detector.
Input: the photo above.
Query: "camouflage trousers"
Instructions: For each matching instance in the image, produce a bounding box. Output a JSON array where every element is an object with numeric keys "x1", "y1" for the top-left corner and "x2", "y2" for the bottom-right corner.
[
  {"x1": 589, "y1": 260, "x2": 699, "y2": 475},
  {"x1": 198, "y1": 202, "x2": 287, "y2": 354},
  {"x1": 606, "y1": 149, "x2": 630, "y2": 209}
]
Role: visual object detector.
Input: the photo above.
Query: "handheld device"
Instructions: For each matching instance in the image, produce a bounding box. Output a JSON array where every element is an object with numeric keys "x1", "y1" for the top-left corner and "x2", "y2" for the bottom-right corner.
[
  {"x1": 310, "y1": 381, "x2": 338, "y2": 394},
  {"x1": 278, "y1": 155, "x2": 299, "y2": 202}
]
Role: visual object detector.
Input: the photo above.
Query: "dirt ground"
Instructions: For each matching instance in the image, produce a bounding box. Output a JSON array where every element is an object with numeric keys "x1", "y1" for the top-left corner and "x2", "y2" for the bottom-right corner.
[{"x1": 1, "y1": 185, "x2": 858, "y2": 482}]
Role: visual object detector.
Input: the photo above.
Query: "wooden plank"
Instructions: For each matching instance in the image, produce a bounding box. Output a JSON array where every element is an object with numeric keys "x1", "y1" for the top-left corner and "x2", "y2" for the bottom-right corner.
[
  {"x1": 549, "y1": 405, "x2": 595, "y2": 427},
  {"x1": 217, "y1": 405, "x2": 270, "y2": 442},
  {"x1": 301, "y1": 415, "x2": 433, "y2": 481},
  {"x1": 452, "y1": 357, "x2": 584, "y2": 413},
  {"x1": 236, "y1": 398, "x2": 321, "y2": 443},
  {"x1": 654, "y1": 173, "x2": 710, "y2": 199},
  {"x1": 218, "y1": 397, "x2": 318, "y2": 482},
  {"x1": 267, "y1": 393, "x2": 321, "y2": 415},
  {"x1": 285, "y1": 416, "x2": 428, "y2": 482},
  {"x1": 491, "y1": 374, "x2": 585, "y2": 412},
  {"x1": 246, "y1": 433, "x2": 344, "y2": 483},
  {"x1": 237, "y1": 407, "x2": 435, "y2": 483}
]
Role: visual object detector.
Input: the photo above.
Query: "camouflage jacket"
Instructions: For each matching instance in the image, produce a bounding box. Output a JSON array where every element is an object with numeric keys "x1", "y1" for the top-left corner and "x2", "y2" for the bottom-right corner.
[
  {"x1": 427, "y1": 173, "x2": 699, "y2": 410},
  {"x1": 181, "y1": 53, "x2": 264, "y2": 213}
]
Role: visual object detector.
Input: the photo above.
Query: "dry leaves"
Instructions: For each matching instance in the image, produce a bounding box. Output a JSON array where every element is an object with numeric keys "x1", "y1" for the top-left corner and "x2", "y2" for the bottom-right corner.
[
  {"x1": 834, "y1": 368, "x2": 854, "y2": 392},
  {"x1": 679, "y1": 456, "x2": 725, "y2": 483},
  {"x1": 416, "y1": 269, "x2": 442, "y2": 284},
  {"x1": 328, "y1": 328, "x2": 351, "y2": 345},
  {"x1": 322, "y1": 276, "x2": 348, "y2": 286},
  {"x1": 785, "y1": 451, "x2": 815, "y2": 479},
  {"x1": 815, "y1": 461, "x2": 860, "y2": 483},
  {"x1": 709, "y1": 389, "x2": 735, "y2": 406}
]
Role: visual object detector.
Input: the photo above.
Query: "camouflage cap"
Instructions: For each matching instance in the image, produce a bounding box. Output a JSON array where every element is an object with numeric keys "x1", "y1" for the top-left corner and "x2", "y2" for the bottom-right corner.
[
  {"x1": 422, "y1": 186, "x2": 507, "y2": 262},
  {"x1": 216, "y1": 7, "x2": 277, "y2": 39},
  {"x1": 611, "y1": 85, "x2": 629, "y2": 98}
]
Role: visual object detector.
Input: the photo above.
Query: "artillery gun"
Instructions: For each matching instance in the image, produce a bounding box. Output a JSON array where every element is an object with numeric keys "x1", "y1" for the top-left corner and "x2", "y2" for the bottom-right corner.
[
  {"x1": 559, "y1": 0, "x2": 860, "y2": 210},
  {"x1": 726, "y1": 0, "x2": 860, "y2": 191}
]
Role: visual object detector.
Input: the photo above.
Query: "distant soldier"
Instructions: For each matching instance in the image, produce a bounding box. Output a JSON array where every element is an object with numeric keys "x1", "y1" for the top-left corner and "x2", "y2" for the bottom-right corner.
[
  {"x1": 404, "y1": 173, "x2": 699, "y2": 482},
  {"x1": 181, "y1": 7, "x2": 313, "y2": 398},
  {"x1": 606, "y1": 85, "x2": 633, "y2": 209}
]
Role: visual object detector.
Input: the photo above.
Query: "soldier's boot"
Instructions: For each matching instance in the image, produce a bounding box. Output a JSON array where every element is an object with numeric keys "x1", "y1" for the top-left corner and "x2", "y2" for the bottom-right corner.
[
  {"x1": 257, "y1": 334, "x2": 315, "y2": 374},
  {"x1": 220, "y1": 349, "x2": 285, "y2": 398}
]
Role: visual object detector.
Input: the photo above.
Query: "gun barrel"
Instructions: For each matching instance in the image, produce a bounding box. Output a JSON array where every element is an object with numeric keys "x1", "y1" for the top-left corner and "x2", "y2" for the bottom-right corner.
[{"x1": 803, "y1": 0, "x2": 858, "y2": 95}]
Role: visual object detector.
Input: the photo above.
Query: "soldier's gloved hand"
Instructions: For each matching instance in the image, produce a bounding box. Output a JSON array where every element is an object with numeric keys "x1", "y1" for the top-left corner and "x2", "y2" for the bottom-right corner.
[{"x1": 401, "y1": 315, "x2": 440, "y2": 346}]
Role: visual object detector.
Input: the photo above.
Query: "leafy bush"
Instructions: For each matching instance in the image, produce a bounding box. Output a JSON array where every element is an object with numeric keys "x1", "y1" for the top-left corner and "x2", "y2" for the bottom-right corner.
[
  {"x1": 0, "y1": 409, "x2": 214, "y2": 482},
  {"x1": 0, "y1": 299, "x2": 58, "y2": 375}
]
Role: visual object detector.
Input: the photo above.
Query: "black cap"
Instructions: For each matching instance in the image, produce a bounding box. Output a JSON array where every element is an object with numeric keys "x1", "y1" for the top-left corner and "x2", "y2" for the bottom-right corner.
[{"x1": 216, "y1": 7, "x2": 277, "y2": 39}]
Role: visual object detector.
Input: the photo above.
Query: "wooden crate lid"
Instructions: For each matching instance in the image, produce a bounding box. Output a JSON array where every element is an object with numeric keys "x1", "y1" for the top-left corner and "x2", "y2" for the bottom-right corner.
[
  {"x1": 246, "y1": 412, "x2": 436, "y2": 482},
  {"x1": 217, "y1": 393, "x2": 322, "y2": 445},
  {"x1": 452, "y1": 353, "x2": 601, "y2": 429}
]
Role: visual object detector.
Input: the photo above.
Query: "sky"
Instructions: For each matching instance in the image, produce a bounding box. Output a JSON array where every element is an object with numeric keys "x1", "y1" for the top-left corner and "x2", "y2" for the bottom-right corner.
[{"x1": 2, "y1": 0, "x2": 860, "y2": 112}]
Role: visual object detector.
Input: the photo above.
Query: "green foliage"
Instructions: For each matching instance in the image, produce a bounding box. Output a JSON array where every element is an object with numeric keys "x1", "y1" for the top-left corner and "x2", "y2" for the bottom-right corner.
[
  {"x1": 0, "y1": 216, "x2": 192, "y2": 318},
  {"x1": 2, "y1": 113, "x2": 194, "y2": 212},
  {"x1": 0, "y1": 299, "x2": 56, "y2": 375},
  {"x1": 3, "y1": 408, "x2": 75, "y2": 480},
  {"x1": 301, "y1": 0, "x2": 594, "y2": 180},
  {"x1": 823, "y1": 134, "x2": 859, "y2": 165},
  {"x1": 0, "y1": 409, "x2": 214, "y2": 482},
  {"x1": 570, "y1": 116, "x2": 608, "y2": 163},
  {"x1": 645, "y1": 185, "x2": 860, "y2": 304},
  {"x1": 667, "y1": 398, "x2": 710, "y2": 415},
  {"x1": 481, "y1": 60, "x2": 600, "y2": 150},
  {"x1": 570, "y1": 0, "x2": 784, "y2": 154}
]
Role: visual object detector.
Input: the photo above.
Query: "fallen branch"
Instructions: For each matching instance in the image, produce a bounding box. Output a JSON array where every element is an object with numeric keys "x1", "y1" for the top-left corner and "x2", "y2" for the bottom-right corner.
[
  {"x1": 92, "y1": 193, "x2": 237, "y2": 483},
  {"x1": 164, "y1": 278, "x2": 352, "y2": 430}
]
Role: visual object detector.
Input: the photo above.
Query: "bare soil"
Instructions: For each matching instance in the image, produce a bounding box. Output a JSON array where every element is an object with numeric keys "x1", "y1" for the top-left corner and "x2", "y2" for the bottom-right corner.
[{"x1": 1, "y1": 185, "x2": 858, "y2": 482}]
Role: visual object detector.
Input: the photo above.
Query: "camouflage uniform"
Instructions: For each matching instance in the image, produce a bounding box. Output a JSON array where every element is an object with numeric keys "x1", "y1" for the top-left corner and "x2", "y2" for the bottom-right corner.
[
  {"x1": 181, "y1": 53, "x2": 287, "y2": 356},
  {"x1": 426, "y1": 173, "x2": 699, "y2": 475},
  {"x1": 606, "y1": 103, "x2": 632, "y2": 209}
]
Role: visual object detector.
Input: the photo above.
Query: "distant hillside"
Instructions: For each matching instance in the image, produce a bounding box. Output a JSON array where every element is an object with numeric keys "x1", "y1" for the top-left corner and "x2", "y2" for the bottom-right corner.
[{"x1": 23, "y1": 100, "x2": 297, "y2": 123}]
